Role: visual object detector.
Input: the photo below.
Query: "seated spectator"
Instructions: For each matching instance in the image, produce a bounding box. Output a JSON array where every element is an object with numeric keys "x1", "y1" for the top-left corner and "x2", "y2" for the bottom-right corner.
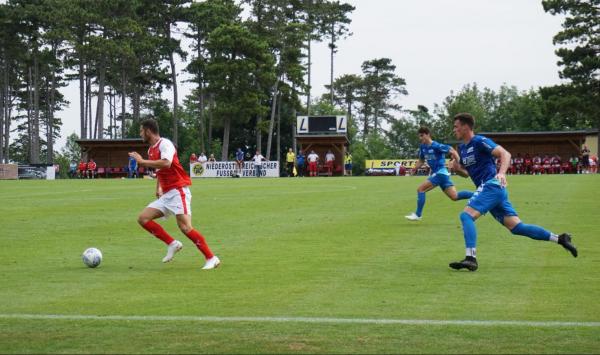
[
  {"x1": 561, "y1": 159, "x2": 571, "y2": 174},
  {"x1": 551, "y1": 154, "x2": 561, "y2": 174},
  {"x1": 532, "y1": 154, "x2": 542, "y2": 175},
  {"x1": 78, "y1": 160, "x2": 87, "y2": 179},
  {"x1": 86, "y1": 159, "x2": 97, "y2": 179},
  {"x1": 524, "y1": 154, "x2": 533, "y2": 175},
  {"x1": 208, "y1": 153, "x2": 216, "y2": 162},
  {"x1": 590, "y1": 155, "x2": 597, "y2": 174},
  {"x1": 542, "y1": 155, "x2": 551, "y2": 174},
  {"x1": 190, "y1": 153, "x2": 197, "y2": 164},
  {"x1": 514, "y1": 153, "x2": 524, "y2": 175}
]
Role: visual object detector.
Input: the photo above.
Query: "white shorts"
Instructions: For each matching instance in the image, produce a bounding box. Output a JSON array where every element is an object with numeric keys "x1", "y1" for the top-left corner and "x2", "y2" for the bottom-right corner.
[{"x1": 148, "y1": 186, "x2": 192, "y2": 218}]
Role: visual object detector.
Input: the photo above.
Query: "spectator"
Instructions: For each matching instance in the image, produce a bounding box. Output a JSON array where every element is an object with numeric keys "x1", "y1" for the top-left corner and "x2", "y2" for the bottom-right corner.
[
  {"x1": 78, "y1": 160, "x2": 87, "y2": 179},
  {"x1": 198, "y1": 152, "x2": 208, "y2": 164},
  {"x1": 285, "y1": 148, "x2": 295, "y2": 177},
  {"x1": 551, "y1": 154, "x2": 561, "y2": 174},
  {"x1": 296, "y1": 150, "x2": 306, "y2": 177},
  {"x1": 208, "y1": 154, "x2": 216, "y2": 162},
  {"x1": 128, "y1": 154, "x2": 138, "y2": 179},
  {"x1": 234, "y1": 148, "x2": 245, "y2": 177},
  {"x1": 581, "y1": 145, "x2": 590, "y2": 173},
  {"x1": 524, "y1": 153, "x2": 533, "y2": 175},
  {"x1": 69, "y1": 161, "x2": 77, "y2": 178},
  {"x1": 514, "y1": 153, "x2": 524, "y2": 175},
  {"x1": 542, "y1": 155, "x2": 551, "y2": 174},
  {"x1": 344, "y1": 151, "x2": 352, "y2": 176},
  {"x1": 532, "y1": 154, "x2": 542, "y2": 175},
  {"x1": 86, "y1": 159, "x2": 97, "y2": 179},
  {"x1": 590, "y1": 155, "x2": 598, "y2": 174},
  {"x1": 189, "y1": 153, "x2": 197, "y2": 164},
  {"x1": 307, "y1": 150, "x2": 319, "y2": 177},
  {"x1": 325, "y1": 150, "x2": 335, "y2": 176},
  {"x1": 569, "y1": 155, "x2": 579, "y2": 174},
  {"x1": 252, "y1": 150, "x2": 267, "y2": 177}
]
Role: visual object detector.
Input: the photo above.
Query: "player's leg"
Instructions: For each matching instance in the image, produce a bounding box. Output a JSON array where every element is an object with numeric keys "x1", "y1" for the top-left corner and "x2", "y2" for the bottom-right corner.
[
  {"x1": 137, "y1": 206, "x2": 183, "y2": 260},
  {"x1": 405, "y1": 179, "x2": 435, "y2": 221},
  {"x1": 440, "y1": 175, "x2": 473, "y2": 201},
  {"x1": 497, "y1": 206, "x2": 578, "y2": 257}
]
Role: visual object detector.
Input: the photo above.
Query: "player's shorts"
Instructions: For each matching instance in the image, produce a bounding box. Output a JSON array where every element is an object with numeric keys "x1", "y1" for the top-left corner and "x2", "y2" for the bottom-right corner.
[
  {"x1": 148, "y1": 186, "x2": 192, "y2": 218},
  {"x1": 309, "y1": 162, "x2": 318, "y2": 172},
  {"x1": 344, "y1": 163, "x2": 352, "y2": 170},
  {"x1": 467, "y1": 179, "x2": 518, "y2": 224},
  {"x1": 428, "y1": 173, "x2": 454, "y2": 190}
]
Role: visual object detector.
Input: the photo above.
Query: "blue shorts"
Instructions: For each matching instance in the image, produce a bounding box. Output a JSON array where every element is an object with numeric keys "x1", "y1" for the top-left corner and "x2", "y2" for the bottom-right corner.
[
  {"x1": 428, "y1": 173, "x2": 454, "y2": 190},
  {"x1": 468, "y1": 180, "x2": 518, "y2": 224},
  {"x1": 345, "y1": 163, "x2": 352, "y2": 170}
]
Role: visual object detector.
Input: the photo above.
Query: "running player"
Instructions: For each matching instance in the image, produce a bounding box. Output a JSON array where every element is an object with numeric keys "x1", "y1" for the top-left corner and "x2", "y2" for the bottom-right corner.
[
  {"x1": 448, "y1": 113, "x2": 577, "y2": 271},
  {"x1": 405, "y1": 127, "x2": 473, "y2": 221},
  {"x1": 128, "y1": 119, "x2": 220, "y2": 270}
]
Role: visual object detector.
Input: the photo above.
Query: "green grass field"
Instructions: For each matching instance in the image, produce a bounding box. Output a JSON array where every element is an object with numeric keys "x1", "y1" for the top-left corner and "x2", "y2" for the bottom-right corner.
[{"x1": 0, "y1": 175, "x2": 599, "y2": 354}]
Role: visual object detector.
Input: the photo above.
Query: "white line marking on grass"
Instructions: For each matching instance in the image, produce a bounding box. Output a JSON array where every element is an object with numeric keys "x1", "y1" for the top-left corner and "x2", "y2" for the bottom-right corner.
[{"x1": 1, "y1": 314, "x2": 599, "y2": 327}]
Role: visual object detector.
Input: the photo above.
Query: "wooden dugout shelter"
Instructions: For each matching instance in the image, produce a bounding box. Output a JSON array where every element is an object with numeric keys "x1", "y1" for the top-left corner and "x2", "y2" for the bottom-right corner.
[
  {"x1": 479, "y1": 130, "x2": 599, "y2": 159},
  {"x1": 76, "y1": 139, "x2": 148, "y2": 177}
]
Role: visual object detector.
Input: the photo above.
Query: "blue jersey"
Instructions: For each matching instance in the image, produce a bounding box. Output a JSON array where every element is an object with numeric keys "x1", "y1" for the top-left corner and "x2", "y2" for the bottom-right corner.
[
  {"x1": 236, "y1": 150, "x2": 244, "y2": 161},
  {"x1": 128, "y1": 156, "x2": 137, "y2": 169},
  {"x1": 419, "y1": 141, "x2": 450, "y2": 175},
  {"x1": 458, "y1": 135, "x2": 498, "y2": 187},
  {"x1": 297, "y1": 154, "x2": 305, "y2": 165}
]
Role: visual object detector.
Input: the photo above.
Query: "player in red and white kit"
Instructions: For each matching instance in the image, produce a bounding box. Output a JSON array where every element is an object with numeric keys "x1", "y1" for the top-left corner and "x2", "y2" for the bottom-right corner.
[{"x1": 129, "y1": 119, "x2": 220, "y2": 270}]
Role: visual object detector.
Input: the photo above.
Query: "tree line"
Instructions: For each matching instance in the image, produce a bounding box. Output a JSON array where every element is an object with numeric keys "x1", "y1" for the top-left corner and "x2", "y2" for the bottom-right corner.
[{"x1": 0, "y1": 0, "x2": 597, "y2": 176}]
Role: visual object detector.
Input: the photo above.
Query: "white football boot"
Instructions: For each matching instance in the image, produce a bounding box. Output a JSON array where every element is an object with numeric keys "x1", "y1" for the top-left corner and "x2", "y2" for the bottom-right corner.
[
  {"x1": 202, "y1": 256, "x2": 221, "y2": 270},
  {"x1": 404, "y1": 212, "x2": 422, "y2": 221},
  {"x1": 162, "y1": 240, "x2": 183, "y2": 263}
]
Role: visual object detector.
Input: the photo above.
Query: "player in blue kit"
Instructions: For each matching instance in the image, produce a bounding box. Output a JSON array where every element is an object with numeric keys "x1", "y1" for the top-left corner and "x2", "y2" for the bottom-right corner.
[
  {"x1": 449, "y1": 113, "x2": 577, "y2": 271},
  {"x1": 405, "y1": 127, "x2": 474, "y2": 221}
]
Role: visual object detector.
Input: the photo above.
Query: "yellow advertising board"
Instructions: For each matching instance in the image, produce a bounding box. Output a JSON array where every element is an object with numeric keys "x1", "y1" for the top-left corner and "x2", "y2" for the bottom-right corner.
[{"x1": 365, "y1": 159, "x2": 451, "y2": 169}]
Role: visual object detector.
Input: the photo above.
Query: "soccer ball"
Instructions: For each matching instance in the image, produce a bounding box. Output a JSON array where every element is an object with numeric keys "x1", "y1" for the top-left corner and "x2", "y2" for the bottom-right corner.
[{"x1": 82, "y1": 247, "x2": 102, "y2": 268}]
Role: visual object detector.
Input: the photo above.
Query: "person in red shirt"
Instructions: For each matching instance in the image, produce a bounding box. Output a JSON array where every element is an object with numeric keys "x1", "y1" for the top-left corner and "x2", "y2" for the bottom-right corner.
[
  {"x1": 128, "y1": 119, "x2": 220, "y2": 270},
  {"x1": 78, "y1": 160, "x2": 87, "y2": 179},
  {"x1": 542, "y1": 155, "x2": 552, "y2": 174},
  {"x1": 532, "y1": 154, "x2": 542, "y2": 175},
  {"x1": 513, "y1": 153, "x2": 524, "y2": 175},
  {"x1": 524, "y1": 154, "x2": 533, "y2": 175},
  {"x1": 86, "y1": 159, "x2": 97, "y2": 179},
  {"x1": 551, "y1": 154, "x2": 562, "y2": 174}
]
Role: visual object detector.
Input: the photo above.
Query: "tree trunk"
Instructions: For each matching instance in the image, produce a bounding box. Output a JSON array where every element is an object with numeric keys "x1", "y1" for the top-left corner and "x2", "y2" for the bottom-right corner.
[
  {"x1": 47, "y1": 45, "x2": 58, "y2": 164},
  {"x1": 197, "y1": 40, "x2": 205, "y2": 152},
  {"x1": 32, "y1": 51, "x2": 40, "y2": 164},
  {"x1": 79, "y1": 59, "x2": 86, "y2": 139},
  {"x1": 221, "y1": 116, "x2": 230, "y2": 161},
  {"x1": 85, "y1": 75, "x2": 91, "y2": 138},
  {"x1": 108, "y1": 88, "x2": 114, "y2": 139},
  {"x1": 276, "y1": 92, "x2": 281, "y2": 170},
  {"x1": 266, "y1": 78, "x2": 279, "y2": 160},
  {"x1": 167, "y1": 20, "x2": 179, "y2": 146},
  {"x1": 27, "y1": 65, "x2": 33, "y2": 162},
  {"x1": 95, "y1": 57, "x2": 106, "y2": 139},
  {"x1": 292, "y1": 87, "x2": 297, "y2": 154},
  {"x1": 306, "y1": 38, "x2": 311, "y2": 114},
  {"x1": 3, "y1": 63, "x2": 10, "y2": 163},
  {"x1": 121, "y1": 66, "x2": 127, "y2": 139},
  {"x1": 133, "y1": 82, "x2": 140, "y2": 123},
  {"x1": 207, "y1": 94, "x2": 213, "y2": 153},
  {"x1": 0, "y1": 54, "x2": 4, "y2": 163},
  {"x1": 330, "y1": 23, "x2": 335, "y2": 107}
]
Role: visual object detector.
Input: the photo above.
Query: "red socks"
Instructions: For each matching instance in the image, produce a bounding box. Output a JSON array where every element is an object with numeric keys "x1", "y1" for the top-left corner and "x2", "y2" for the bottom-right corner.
[
  {"x1": 142, "y1": 220, "x2": 174, "y2": 245},
  {"x1": 185, "y1": 229, "x2": 214, "y2": 259}
]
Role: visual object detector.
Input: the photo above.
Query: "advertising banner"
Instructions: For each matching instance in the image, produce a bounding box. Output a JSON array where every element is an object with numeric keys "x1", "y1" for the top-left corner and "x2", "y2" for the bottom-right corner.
[
  {"x1": 190, "y1": 161, "x2": 280, "y2": 178},
  {"x1": 17, "y1": 165, "x2": 53, "y2": 180},
  {"x1": 0, "y1": 164, "x2": 18, "y2": 180}
]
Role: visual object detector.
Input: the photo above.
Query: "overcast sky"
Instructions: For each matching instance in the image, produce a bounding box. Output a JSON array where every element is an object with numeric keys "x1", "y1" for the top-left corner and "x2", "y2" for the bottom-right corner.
[{"x1": 54, "y1": 0, "x2": 566, "y2": 149}]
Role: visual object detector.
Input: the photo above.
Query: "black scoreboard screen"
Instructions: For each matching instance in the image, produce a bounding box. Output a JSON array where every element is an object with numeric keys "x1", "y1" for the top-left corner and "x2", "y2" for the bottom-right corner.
[
  {"x1": 309, "y1": 116, "x2": 337, "y2": 132},
  {"x1": 296, "y1": 115, "x2": 347, "y2": 134}
]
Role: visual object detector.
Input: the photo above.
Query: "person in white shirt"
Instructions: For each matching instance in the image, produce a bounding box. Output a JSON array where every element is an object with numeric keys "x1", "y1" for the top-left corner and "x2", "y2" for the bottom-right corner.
[
  {"x1": 252, "y1": 150, "x2": 267, "y2": 177},
  {"x1": 307, "y1": 150, "x2": 319, "y2": 177},
  {"x1": 325, "y1": 150, "x2": 335, "y2": 176},
  {"x1": 198, "y1": 152, "x2": 208, "y2": 164}
]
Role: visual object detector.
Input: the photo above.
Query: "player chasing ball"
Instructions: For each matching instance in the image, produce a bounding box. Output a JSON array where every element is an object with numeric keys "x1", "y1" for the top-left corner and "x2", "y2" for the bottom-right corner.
[
  {"x1": 448, "y1": 113, "x2": 577, "y2": 271},
  {"x1": 405, "y1": 127, "x2": 473, "y2": 221},
  {"x1": 129, "y1": 119, "x2": 221, "y2": 270}
]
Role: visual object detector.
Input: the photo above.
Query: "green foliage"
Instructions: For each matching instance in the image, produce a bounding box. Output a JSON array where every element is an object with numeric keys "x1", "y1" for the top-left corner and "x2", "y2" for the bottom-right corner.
[{"x1": 60, "y1": 133, "x2": 81, "y2": 162}]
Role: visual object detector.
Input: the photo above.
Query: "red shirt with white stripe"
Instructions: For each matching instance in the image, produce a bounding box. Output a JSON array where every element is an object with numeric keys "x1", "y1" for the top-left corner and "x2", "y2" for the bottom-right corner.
[{"x1": 148, "y1": 138, "x2": 191, "y2": 193}]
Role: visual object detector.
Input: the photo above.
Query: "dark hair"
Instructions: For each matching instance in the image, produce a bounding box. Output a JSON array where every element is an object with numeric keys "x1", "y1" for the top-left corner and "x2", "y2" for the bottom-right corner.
[
  {"x1": 453, "y1": 113, "x2": 475, "y2": 129},
  {"x1": 141, "y1": 119, "x2": 159, "y2": 134},
  {"x1": 417, "y1": 127, "x2": 430, "y2": 135}
]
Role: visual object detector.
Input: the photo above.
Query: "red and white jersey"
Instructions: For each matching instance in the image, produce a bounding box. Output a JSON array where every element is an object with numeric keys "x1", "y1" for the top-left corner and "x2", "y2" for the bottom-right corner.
[
  {"x1": 148, "y1": 138, "x2": 191, "y2": 193},
  {"x1": 87, "y1": 161, "x2": 96, "y2": 170}
]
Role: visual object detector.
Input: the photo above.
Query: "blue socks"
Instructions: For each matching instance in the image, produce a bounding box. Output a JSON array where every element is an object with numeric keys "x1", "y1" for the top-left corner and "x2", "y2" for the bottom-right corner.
[
  {"x1": 416, "y1": 192, "x2": 426, "y2": 217},
  {"x1": 510, "y1": 222, "x2": 551, "y2": 241},
  {"x1": 460, "y1": 211, "x2": 477, "y2": 248},
  {"x1": 457, "y1": 190, "x2": 474, "y2": 200}
]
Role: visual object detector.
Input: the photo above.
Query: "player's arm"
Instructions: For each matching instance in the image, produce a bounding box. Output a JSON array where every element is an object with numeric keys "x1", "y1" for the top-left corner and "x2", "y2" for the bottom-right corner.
[
  {"x1": 128, "y1": 152, "x2": 171, "y2": 169},
  {"x1": 448, "y1": 147, "x2": 469, "y2": 178},
  {"x1": 155, "y1": 178, "x2": 163, "y2": 198},
  {"x1": 492, "y1": 145, "x2": 511, "y2": 187}
]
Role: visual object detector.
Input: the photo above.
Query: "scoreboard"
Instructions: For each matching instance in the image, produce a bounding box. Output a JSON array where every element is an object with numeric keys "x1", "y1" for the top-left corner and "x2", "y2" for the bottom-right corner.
[{"x1": 296, "y1": 115, "x2": 347, "y2": 134}]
